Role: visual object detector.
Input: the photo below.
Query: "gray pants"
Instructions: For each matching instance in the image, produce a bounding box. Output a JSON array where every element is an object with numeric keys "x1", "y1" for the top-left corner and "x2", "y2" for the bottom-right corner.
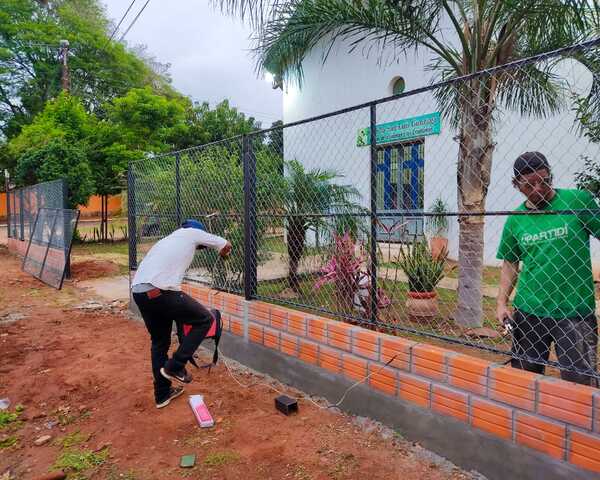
[{"x1": 510, "y1": 309, "x2": 598, "y2": 386}]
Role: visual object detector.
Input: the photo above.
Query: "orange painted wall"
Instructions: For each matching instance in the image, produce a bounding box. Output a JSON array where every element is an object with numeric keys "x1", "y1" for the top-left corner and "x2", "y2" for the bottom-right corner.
[
  {"x1": 78, "y1": 194, "x2": 122, "y2": 217},
  {"x1": 0, "y1": 192, "x2": 122, "y2": 220}
]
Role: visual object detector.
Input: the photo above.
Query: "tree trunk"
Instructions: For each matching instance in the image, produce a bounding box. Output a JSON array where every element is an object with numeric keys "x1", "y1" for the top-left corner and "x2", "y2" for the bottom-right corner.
[
  {"x1": 455, "y1": 80, "x2": 495, "y2": 328},
  {"x1": 287, "y1": 219, "x2": 306, "y2": 293}
]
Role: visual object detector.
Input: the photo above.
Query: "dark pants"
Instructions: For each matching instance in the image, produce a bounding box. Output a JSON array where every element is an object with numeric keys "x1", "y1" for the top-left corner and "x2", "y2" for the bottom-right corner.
[
  {"x1": 133, "y1": 290, "x2": 213, "y2": 401},
  {"x1": 510, "y1": 309, "x2": 598, "y2": 386}
]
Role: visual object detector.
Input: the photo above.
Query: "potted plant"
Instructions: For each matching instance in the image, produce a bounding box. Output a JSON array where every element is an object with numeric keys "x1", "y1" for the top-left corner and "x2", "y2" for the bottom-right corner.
[
  {"x1": 427, "y1": 198, "x2": 449, "y2": 259},
  {"x1": 395, "y1": 240, "x2": 447, "y2": 318}
]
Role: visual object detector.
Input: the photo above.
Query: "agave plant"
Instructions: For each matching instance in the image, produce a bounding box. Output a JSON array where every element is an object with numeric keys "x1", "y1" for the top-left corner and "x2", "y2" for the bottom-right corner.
[{"x1": 394, "y1": 241, "x2": 447, "y2": 293}]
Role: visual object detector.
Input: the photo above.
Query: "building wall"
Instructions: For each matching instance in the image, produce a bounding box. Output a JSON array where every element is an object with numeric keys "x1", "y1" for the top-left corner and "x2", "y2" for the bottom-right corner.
[{"x1": 282, "y1": 40, "x2": 600, "y2": 266}]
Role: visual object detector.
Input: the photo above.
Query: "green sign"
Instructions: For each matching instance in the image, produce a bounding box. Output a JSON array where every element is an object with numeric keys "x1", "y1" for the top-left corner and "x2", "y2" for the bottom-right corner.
[{"x1": 357, "y1": 112, "x2": 441, "y2": 147}]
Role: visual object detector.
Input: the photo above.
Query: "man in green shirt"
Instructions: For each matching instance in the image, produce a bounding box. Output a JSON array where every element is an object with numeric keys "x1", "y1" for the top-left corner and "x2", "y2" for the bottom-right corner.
[{"x1": 496, "y1": 151, "x2": 599, "y2": 386}]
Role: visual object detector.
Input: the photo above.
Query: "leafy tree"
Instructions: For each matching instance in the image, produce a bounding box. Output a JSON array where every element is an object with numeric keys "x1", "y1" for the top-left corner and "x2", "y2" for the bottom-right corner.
[
  {"x1": 0, "y1": 0, "x2": 172, "y2": 140},
  {"x1": 15, "y1": 139, "x2": 94, "y2": 208},
  {"x1": 254, "y1": 0, "x2": 599, "y2": 326}
]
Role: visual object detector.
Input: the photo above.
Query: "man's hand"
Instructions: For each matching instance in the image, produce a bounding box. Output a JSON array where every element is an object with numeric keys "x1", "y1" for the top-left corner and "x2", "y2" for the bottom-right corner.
[
  {"x1": 496, "y1": 302, "x2": 513, "y2": 335},
  {"x1": 219, "y1": 242, "x2": 232, "y2": 258}
]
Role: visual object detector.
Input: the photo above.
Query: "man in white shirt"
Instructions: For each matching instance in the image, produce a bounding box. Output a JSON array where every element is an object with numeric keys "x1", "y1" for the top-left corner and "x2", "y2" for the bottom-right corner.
[{"x1": 132, "y1": 219, "x2": 232, "y2": 408}]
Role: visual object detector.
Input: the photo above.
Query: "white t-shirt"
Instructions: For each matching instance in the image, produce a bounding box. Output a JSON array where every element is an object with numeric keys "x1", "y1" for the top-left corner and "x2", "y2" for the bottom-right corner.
[{"x1": 132, "y1": 228, "x2": 228, "y2": 291}]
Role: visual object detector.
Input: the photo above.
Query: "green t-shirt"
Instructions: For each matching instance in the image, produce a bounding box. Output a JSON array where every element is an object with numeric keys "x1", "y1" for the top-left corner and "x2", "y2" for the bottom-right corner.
[{"x1": 497, "y1": 188, "x2": 600, "y2": 318}]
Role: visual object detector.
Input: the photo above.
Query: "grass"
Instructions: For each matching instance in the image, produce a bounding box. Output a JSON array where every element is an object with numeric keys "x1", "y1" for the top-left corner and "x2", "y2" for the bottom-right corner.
[
  {"x1": 71, "y1": 241, "x2": 129, "y2": 257},
  {"x1": 0, "y1": 435, "x2": 18, "y2": 449},
  {"x1": 0, "y1": 405, "x2": 24, "y2": 431},
  {"x1": 52, "y1": 447, "x2": 109, "y2": 480},
  {"x1": 257, "y1": 274, "x2": 503, "y2": 349},
  {"x1": 58, "y1": 431, "x2": 91, "y2": 449},
  {"x1": 203, "y1": 451, "x2": 241, "y2": 468},
  {"x1": 262, "y1": 235, "x2": 324, "y2": 256}
]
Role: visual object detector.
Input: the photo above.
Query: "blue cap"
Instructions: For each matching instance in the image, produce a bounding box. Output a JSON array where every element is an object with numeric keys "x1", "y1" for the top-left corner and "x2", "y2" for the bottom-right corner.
[{"x1": 181, "y1": 219, "x2": 206, "y2": 231}]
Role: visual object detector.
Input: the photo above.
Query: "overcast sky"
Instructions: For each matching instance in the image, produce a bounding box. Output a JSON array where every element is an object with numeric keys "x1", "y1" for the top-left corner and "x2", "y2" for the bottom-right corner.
[{"x1": 101, "y1": 0, "x2": 282, "y2": 127}]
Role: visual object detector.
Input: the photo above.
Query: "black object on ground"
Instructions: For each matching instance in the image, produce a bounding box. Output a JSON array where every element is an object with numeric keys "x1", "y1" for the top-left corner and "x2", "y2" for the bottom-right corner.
[{"x1": 275, "y1": 395, "x2": 298, "y2": 415}]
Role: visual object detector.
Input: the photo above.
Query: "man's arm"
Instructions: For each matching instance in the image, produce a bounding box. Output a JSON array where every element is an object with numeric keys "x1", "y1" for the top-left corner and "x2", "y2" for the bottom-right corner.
[
  {"x1": 496, "y1": 260, "x2": 519, "y2": 328},
  {"x1": 188, "y1": 229, "x2": 232, "y2": 257}
]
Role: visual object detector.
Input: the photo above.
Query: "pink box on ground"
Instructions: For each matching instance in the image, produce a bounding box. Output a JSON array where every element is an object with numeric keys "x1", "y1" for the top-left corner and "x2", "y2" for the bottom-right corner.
[{"x1": 188, "y1": 395, "x2": 214, "y2": 428}]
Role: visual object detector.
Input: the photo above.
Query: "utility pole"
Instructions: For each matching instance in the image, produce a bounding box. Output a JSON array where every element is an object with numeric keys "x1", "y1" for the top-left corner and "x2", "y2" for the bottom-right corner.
[{"x1": 59, "y1": 40, "x2": 70, "y2": 92}]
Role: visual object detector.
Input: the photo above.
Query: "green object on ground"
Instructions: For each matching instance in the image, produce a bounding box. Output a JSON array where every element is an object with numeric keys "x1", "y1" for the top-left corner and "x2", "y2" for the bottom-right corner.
[{"x1": 180, "y1": 454, "x2": 196, "y2": 468}]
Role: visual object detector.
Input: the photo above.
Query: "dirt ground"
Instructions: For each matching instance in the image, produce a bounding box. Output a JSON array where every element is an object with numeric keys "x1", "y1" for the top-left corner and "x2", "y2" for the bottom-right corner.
[{"x1": 0, "y1": 247, "x2": 484, "y2": 480}]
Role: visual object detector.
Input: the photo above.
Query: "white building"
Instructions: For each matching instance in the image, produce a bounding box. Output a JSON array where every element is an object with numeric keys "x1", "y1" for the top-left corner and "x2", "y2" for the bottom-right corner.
[{"x1": 281, "y1": 37, "x2": 599, "y2": 267}]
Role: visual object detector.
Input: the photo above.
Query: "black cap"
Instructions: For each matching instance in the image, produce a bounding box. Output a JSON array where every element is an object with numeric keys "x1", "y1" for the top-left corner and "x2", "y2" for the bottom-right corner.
[{"x1": 513, "y1": 152, "x2": 550, "y2": 178}]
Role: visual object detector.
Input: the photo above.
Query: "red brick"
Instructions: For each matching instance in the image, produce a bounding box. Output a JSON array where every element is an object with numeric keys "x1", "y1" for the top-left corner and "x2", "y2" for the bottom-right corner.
[
  {"x1": 471, "y1": 397, "x2": 513, "y2": 440},
  {"x1": 342, "y1": 354, "x2": 368, "y2": 382},
  {"x1": 307, "y1": 317, "x2": 327, "y2": 343},
  {"x1": 594, "y1": 392, "x2": 600, "y2": 433},
  {"x1": 489, "y1": 366, "x2": 538, "y2": 411},
  {"x1": 248, "y1": 323, "x2": 264, "y2": 344},
  {"x1": 264, "y1": 327, "x2": 280, "y2": 350},
  {"x1": 448, "y1": 355, "x2": 490, "y2": 396},
  {"x1": 188, "y1": 285, "x2": 209, "y2": 304},
  {"x1": 230, "y1": 318, "x2": 243, "y2": 337},
  {"x1": 515, "y1": 413, "x2": 566, "y2": 460},
  {"x1": 352, "y1": 330, "x2": 380, "y2": 361},
  {"x1": 288, "y1": 313, "x2": 307, "y2": 337},
  {"x1": 569, "y1": 430, "x2": 600, "y2": 473},
  {"x1": 369, "y1": 364, "x2": 397, "y2": 396},
  {"x1": 281, "y1": 333, "x2": 299, "y2": 357},
  {"x1": 299, "y1": 340, "x2": 319, "y2": 365},
  {"x1": 412, "y1": 344, "x2": 448, "y2": 381},
  {"x1": 270, "y1": 307, "x2": 288, "y2": 330},
  {"x1": 380, "y1": 335, "x2": 414, "y2": 371},
  {"x1": 327, "y1": 322, "x2": 354, "y2": 352},
  {"x1": 398, "y1": 372, "x2": 430, "y2": 408},
  {"x1": 223, "y1": 294, "x2": 244, "y2": 316},
  {"x1": 248, "y1": 302, "x2": 270, "y2": 325},
  {"x1": 537, "y1": 378, "x2": 594, "y2": 430},
  {"x1": 432, "y1": 385, "x2": 468, "y2": 423},
  {"x1": 319, "y1": 346, "x2": 342, "y2": 374}
]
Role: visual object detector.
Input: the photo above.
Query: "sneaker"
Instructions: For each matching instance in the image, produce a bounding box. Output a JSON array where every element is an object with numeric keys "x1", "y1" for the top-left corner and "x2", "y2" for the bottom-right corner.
[
  {"x1": 160, "y1": 366, "x2": 193, "y2": 384},
  {"x1": 156, "y1": 386, "x2": 185, "y2": 409}
]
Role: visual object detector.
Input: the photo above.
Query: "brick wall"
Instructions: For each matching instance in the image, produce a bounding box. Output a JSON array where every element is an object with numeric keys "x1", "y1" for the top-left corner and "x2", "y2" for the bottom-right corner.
[{"x1": 184, "y1": 282, "x2": 600, "y2": 475}]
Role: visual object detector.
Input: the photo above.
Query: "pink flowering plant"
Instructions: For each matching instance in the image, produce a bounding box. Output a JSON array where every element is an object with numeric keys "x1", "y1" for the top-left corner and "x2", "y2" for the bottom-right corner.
[{"x1": 315, "y1": 232, "x2": 390, "y2": 317}]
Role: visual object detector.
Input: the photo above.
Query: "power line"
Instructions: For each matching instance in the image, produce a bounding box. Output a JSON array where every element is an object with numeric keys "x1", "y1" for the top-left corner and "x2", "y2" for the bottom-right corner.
[
  {"x1": 106, "y1": 0, "x2": 137, "y2": 44},
  {"x1": 118, "y1": 0, "x2": 152, "y2": 43}
]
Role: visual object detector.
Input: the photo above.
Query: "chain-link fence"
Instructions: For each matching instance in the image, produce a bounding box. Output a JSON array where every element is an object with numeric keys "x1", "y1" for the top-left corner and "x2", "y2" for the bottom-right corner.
[
  {"x1": 130, "y1": 39, "x2": 600, "y2": 385},
  {"x1": 22, "y1": 208, "x2": 80, "y2": 289},
  {"x1": 7, "y1": 179, "x2": 67, "y2": 241}
]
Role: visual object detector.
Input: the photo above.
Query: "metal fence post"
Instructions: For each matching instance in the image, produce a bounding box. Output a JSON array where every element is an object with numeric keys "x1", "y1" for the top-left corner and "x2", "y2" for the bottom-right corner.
[
  {"x1": 19, "y1": 189, "x2": 24, "y2": 241},
  {"x1": 5, "y1": 173, "x2": 10, "y2": 239},
  {"x1": 369, "y1": 104, "x2": 378, "y2": 324},
  {"x1": 128, "y1": 164, "x2": 138, "y2": 270},
  {"x1": 243, "y1": 135, "x2": 258, "y2": 300},
  {"x1": 62, "y1": 179, "x2": 71, "y2": 278},
  {"x1": 175, "y1": 153, "x2": 181, "y2": 226}
]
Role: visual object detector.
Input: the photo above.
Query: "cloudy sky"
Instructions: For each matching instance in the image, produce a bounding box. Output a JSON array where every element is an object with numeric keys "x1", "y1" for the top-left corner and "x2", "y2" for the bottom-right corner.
[{"x1": 101, "y1": 0, "x2": 283, "y2": 127}]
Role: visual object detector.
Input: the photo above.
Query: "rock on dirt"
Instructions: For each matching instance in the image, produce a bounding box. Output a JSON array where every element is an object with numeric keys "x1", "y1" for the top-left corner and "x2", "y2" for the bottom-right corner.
[{"x1": 33, "y1": 435, "x2": 52, "y2": 446}]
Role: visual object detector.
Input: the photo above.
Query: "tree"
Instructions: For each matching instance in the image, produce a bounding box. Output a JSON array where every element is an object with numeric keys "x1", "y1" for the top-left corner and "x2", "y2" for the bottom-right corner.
[
  {"x1": 15, "y1": 139, "x2": 94, "y2": 208},
  {"x1": 0, "y1": 0, "x2": 172, "y2": 140},
  {"x1": 176, "y1": 99, "x2": 262, "y2": 149},
  {"x1": 282, "y1": 159, "x2": 359, "y2": 293},
  {"x1": 253, "y1": 0, "x2": 599, "y2": 326}
]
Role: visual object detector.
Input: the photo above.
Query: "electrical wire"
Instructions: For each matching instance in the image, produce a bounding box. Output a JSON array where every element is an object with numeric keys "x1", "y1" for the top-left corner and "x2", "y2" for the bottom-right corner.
[
  {"x1": 118, "y1": 0, "x2": 152, "y2": 43},
  {"x1": 106, "y1": 0, "x2": 138, "y2": 45},
  {"x1": 206, "y1": 344, "x2": 400, "y2": 411}
]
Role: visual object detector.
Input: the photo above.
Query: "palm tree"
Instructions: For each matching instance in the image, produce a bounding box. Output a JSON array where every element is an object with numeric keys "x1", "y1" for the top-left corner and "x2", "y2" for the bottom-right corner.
[
  {"x1": 283, "y1": 159, "x2": 359, "y2": 293},
  {"x1": 249, "y1": 0, "x2": 599, "y2": 327}
]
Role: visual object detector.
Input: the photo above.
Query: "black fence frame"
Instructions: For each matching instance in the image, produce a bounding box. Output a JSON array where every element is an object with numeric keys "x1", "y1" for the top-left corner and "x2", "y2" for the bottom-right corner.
[{"x1": 128, "y1": 38, "x2": 600, "y2": 382}]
